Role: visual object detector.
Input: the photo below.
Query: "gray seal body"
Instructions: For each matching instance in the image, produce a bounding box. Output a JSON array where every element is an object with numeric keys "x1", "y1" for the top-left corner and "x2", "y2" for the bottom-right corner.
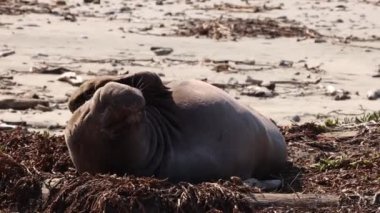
[{"x1": 65, "y1": 72, "x2": 287, "y2": 183}]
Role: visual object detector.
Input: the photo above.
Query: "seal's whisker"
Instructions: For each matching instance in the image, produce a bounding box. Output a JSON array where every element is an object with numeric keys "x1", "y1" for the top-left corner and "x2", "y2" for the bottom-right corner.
[
  {"x1": 138, "y1": 82, "x2": 146, "y2": 91},
  {"x1": 136, "y1": 76, "x2": 144, "y2": 89},
  {"x1": 140, "y1": 81, "x2": 152, "y2": 92},
  {"x1": 150, "y1": 105, "x2": 160, "y2": 114},
  {"x1": 131, "y1": 75, "x2": 136, "y2": 87}
]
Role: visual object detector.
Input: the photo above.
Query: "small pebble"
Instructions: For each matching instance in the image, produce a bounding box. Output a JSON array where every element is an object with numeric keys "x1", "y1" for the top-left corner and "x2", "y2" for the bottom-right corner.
[
  {"x1": 279, "y1": 60, "x2": 293, "y2": 68},
  {"x1": 292, "y1": 115, "x2": 301, "y2": 122},
  {"x1": 367, "y1": 89, "x2": 380, "y2": 100},
  {"x1": 150, "y1": 47, "x2": 173, "y2": 56}
]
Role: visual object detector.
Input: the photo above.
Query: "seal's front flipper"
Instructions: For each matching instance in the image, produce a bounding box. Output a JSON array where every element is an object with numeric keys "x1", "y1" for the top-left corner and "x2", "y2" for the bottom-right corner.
[
  {"x1": 116, "y1": 72, "x2": 172, "y2": 104},
  {"x1": 68, "y1": 72, "x2": 171, "y2": 113},
  {"x1": 244, "y1": 178, "x2": 282, "y2": 191}
]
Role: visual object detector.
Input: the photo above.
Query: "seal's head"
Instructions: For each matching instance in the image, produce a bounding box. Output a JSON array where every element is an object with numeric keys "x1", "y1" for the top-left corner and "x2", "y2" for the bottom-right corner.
[
  {"x1": 66, "y1": 72, "x2": 174, "y2": 175},
  {"x1": 65, "y1": 82, "x2": 147, "y2": 175}
]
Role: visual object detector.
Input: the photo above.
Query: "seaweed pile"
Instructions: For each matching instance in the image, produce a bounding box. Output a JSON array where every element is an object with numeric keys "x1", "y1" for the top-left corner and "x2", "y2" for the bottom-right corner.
[
  {"x1": 0, "y1": 122, "x2": 379, "y2": 212},
  {"x1": 175, "y1": 18, "x2": 321, "y2": 40},
  {"x1": 0, "y1": 0, "x2": 54, "y2": 15}
]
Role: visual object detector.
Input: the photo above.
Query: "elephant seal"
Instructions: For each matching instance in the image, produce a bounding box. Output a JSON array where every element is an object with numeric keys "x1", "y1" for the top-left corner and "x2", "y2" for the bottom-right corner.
[{"x1": 65, "y1": 72, "x2": 287, "y2": 183}]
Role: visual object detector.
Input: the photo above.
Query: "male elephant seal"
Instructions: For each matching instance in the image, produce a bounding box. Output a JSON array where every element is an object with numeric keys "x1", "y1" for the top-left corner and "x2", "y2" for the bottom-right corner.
[{"x1": 65, "y1": 72, "x2": 287, "y2": 183}]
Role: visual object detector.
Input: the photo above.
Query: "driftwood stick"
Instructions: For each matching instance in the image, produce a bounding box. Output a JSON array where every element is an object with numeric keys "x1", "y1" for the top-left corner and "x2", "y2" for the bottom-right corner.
[
  {"x1": 244, "y1": 193, "x2": 339, "y2": 207},
  {"x1": 0, "y1": 98, "x2": 49, "y2": 110},
  {"x1": 0, "y1": 76, "x2": 13, "y2": 80},
  {"x1": 272, "y1": 77, "x2": 322, "y2": 85}
]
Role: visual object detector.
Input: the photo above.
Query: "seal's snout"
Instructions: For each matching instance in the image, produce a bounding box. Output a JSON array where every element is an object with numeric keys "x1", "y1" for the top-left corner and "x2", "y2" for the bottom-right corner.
[
  {"x1": 95, "y1": 82, "x2": 145, "y2": 111},
  {"x1": 91, "y1": 82, "x2": 146, "y2": 137}
]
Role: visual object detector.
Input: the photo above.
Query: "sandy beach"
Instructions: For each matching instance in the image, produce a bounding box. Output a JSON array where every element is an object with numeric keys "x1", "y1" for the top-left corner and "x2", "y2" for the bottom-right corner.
[{"x1": 1, "y1": 1, "x2": 379, "y2": 212}]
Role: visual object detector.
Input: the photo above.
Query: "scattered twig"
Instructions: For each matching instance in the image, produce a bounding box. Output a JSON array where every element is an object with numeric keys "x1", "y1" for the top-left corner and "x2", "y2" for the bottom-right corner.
[
  {"x1": 0, "y1": 98, "x2": 49, "y2": 110},
  {"x1": 0, "y1": 50, "x2": 15, "y2": 58},
  {"x1": 272, "y1": 78, "x2": 322, "y2": 85}
]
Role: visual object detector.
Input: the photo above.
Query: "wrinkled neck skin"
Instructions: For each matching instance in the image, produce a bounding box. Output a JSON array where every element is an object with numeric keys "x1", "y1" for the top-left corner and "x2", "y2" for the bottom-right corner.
[
  {"x1": 105, "y1": 105, "x2": 174, "y2": 177},
  {"x1": 69, "y1": 87, "x2": 173, "y2": 178}
]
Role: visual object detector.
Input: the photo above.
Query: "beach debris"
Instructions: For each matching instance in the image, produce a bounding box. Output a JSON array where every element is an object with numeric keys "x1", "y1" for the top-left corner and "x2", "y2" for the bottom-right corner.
[
  {"x1": 246, "y1": 76, "x2": 321, "y2": 89},
  {"x1": 0, "y1": 49, "x2": 15, "y2": 58},
  {"x1": 227, "y1": 77, "x2": 238, "y2": 86},
  {"x1": 372, "y1": 66, "x2": 380, "y2": 77},
  {"x1": 304, "y1": 63, "x2": 326, "y2": 74},
  {"x1": 334, "y1": 92, "x2": 350, "y2": 101},
  {"x1": 210, "y1": 82, "x2": 230, "y2": 90},
  {"x1": 58, "y1": 72, "x2": 84, "y2": 86},
  {"x1": 325, "y1": 85, "x2": 338, "y2": 95},
  {"x1": 150, "y1": 47, "x2": 173, "y2": 56},
  {"x1": 194, "y1": 3, "x2": 283, "y2": 13},
  {"x1": 245, "y1": 77, "x2": 276, "y2": 90},
  {"x1": 90, "y1": 68, "x2": 118, "y2": 76},
  {"x1": 260, "y1": 81, "x2": 276, "y2": 90},
  {"x1": 31, "y1": 122, "x2": 65, "y2": 130},
  {"x1": 0, "y1": 75, "x2": 13, "y2": 80},
  {"x1": 63, "y1": 13, "x2": 76, "y2": 22},
  {"x1": 42, "y1": 178, "x2": 64, "y2": 200},
  {"x1": 32, "y1": 53, "x2": 49, "y2": 59},
  {"x1": 21, "y1": 93, "x2": 40, "y2": 100},
  {"x1": 138, "y1": 25, "x2": 153, "y2": 32},
  {"x1": 213, "y1": 63, "x2": 230, "y2": 72},
  {"x1": 241, "y1": 86, "x2": 274, "y2": 97},
  {"x1": 0, "y1": 1, "x2": 54, "y2": 15},
  {"x1": 335, "y1": 5, "x2": 347, "y2": 10},
  {"x1": 0, "y1": 122, "x2": 17, "y2": 130},
  {"x1": 0, "y1": 120, "x2": 27, "y2": 126},
  {"x1": 30, "y1": 64, "x2": 72, "y2": 74},
  {"x1": 245, "y1": 76, "x2": 263, "y2": 85},
  {"x1": 279, "y1": 60, "x2": 294, "y2": 67},
  {"x1": 175, "y1": 18, "x2": 321, "y2": 40},
  {"x1": 55, "y1": 0, "x2": 66, "y2": 6},
  {"x1": 236, "y1": 60, "x2": 256, "y2": 66},
  {"x1": 0, "y1": 98, "x2": 49, "y2": 110},
  {"x1": 314, "y1": 38, "x2": 327, "y2": 43},
  {"x1": 84, "y1": 0, "x2": 100, "y2": 4},
  {"x1": 367, "y1": 89, "x2": 380, "y2": 100},
  {"x1": 324, "y1": 85, "x2": 350, "y2": 100},
  {"x1": 292, "y1": 115, "x2": 301, "y2": 122},
  {"x1": 211, "y1": 60, "x2": 263, "y2": 73},
  {"x1": 34, "y1": 104, "x2": 53, "y2": 112}
]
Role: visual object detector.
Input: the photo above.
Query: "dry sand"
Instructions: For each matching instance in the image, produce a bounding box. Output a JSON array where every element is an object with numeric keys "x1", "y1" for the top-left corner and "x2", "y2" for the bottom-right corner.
[{"x1": 1, "y1": 0, "x2": 380, "y2": 133}]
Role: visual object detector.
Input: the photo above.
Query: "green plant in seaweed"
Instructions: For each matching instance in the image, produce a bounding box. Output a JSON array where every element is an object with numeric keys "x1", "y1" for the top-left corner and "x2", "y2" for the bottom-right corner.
[
  {"x1": 349, "y1": 153, "x2": 379, "y2": 169},
  {"x1": 324, "y1": 118, "x2": 340, "y2": 127},
  {"x1": 324, "y1": 111, "x2": 380, "y2": 127},
  {"x1": 313, "y1": 156, "x2": 351, "y2": 171},
  {"x1": 313, "y1": 153, "x2": 379, "y2": 171},
  {"x1": 353, "y1": 111, "x2": 380, "y2": 123},
  {"x1": 42, "y1": 130, "x2": 51, "y2": 139}
]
